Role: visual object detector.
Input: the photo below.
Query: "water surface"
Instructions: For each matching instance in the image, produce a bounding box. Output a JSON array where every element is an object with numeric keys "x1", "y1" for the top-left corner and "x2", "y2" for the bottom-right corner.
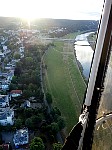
[{"x1": 75, "y1": 32, "x2": 94, "y2": 79}]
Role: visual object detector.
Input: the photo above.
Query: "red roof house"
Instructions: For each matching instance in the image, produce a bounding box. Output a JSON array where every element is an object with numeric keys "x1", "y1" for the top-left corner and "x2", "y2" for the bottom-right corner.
[{"x1": 10, "y1": 90, "x2": 22, "y2": 97}]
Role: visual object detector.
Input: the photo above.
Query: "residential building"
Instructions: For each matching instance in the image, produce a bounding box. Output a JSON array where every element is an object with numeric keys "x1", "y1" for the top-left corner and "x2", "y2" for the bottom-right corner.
[
  {"x1": 0, "y1": 107, "x2": 14, "y2": 126},
  {"x1": 0, "y1": 72, "x2": 8, "y2": 78},
  {"x1": 19, "y1": 47, "x2": 24, "y2": 53},
  {"x1": 0, "y1": 144, "x2": 10, "y2": 150},
  {"x1": 7, "y1": 70, "x2": 14, "y2": 82},
  {"x1": 5, "y1": 63, "x2": 13, "y2": 70},
  {"x1": 3, "y1": 45, "x2": 7, "y2": 51},
  {"x1": 0, "y1": 95, "x2": 9, "y2": 107},
  {"x1": 13, "y1": 128, "x2": 29, "y2": 147},
  {"x1": 0, "y1": 81, "x2": 9, "y2": 90},
  {"x1": 24, "y1": 100, "x2": 30, "y2": 108},
  {"x1": 0, "y1": 52, "x2": 5, "y2": 58},
  {"x1": 10, "y1": 90, "x2": 22, "y2": 98}
]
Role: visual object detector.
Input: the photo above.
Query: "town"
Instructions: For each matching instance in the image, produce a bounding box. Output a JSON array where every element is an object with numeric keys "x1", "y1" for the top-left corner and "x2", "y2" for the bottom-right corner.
[
  {"x1": 0, "y1": 18, "x2": 99, "y2": 150},
  {"x1": 0, "y1": 20, "x2": 67, "y2": 150}
]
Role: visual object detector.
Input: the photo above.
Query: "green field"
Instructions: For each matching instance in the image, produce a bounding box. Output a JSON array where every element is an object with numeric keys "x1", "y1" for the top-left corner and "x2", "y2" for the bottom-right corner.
[
  {"x1": 62, "y1": 32, "x2": 80, "y2": 39},
  {"x1": 43, "y1": 34, "x2": 86, "y2": 134}
]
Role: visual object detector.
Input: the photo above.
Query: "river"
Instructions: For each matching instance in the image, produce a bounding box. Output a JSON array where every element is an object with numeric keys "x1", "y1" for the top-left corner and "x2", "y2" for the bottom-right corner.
[
  {"x1": 74, "y1": 32, "x2": 94, "y2": 79},
  {"x1": 75, "y1": 32, "x2": 112, "y2": 114}
]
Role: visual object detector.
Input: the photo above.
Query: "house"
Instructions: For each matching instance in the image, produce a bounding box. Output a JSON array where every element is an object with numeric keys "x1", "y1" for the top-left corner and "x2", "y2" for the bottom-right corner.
[
  {"x1": 4, "y1": 49, "x2": 11, "y2": 55},
  {"x1": 19, "y1": 47, "x2": 24, "y2": 53},
  {"x1": 0, "y1": 107, "x2": 14, "y2": 126},
  {"x1": 7, "y1": 70, "x2": 14, "y2": 82},
  {"x1": 24, "y1": 100, "x2": 30, "y2": 108},
  {"x1": 10, "y1": 90, "x2": 22, "y2": 98},
  {"x1": 5, "y1": 63, "x2": 13, "y2": 70},
  {"x1": 1, "y1": 84, "x2": 9, "y2": 90},
  {"x1": 0, "y1": 72, "x2": 8, "y2": 78},
  {"x1": 0, "y1": 144, "x2": 10, "y2": 150},
  {"x1": 0, "y1": 95, "x2": 9, "y2": 107},
  {"x1": 3, "y1": 45, "x2": 7, "y2": 51},
  {"x1": 0, "y1": 81, "x2": 9, "y2": 90},
  {"x1": 13, "y1": 128, "x2": 29, "y2": 147},
  {"x1": 0, "y1": 52, "x2": 5, "y2": 58}
]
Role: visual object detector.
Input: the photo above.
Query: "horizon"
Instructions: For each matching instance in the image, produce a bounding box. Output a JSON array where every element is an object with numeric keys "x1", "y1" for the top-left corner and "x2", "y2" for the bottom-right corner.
[{"x1": 0, "y1": 16, "x2": 99, "y2": 21}]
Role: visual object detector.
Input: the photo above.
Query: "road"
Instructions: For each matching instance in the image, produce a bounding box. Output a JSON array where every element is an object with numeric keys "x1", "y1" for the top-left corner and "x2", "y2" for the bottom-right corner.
[{"x1": 40, "y1": 51, "x2": 51, "y2": 113}]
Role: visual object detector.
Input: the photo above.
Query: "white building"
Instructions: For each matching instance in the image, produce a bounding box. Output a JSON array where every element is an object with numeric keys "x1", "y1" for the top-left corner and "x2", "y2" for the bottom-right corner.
[
  {"x1": 13, "y1": 128, "x2": 29, "y2": 146},
  {"x1": 3, "y1": 45, "x2": 7, "y2": 51},
  {"x1": 0, "y1": 107, "x2": 14, "y2": 126},
  {"x1": 19, "y1": 47, "x2": 24, "y2": 53},
  {"x1": 1, "y1": 84, "x2": 9, "y2": 90},
  {"x1": 0, "y1": 95, "x2": 9, "y2": 107},
  {"x1": 0, "y1": 52, "x2": 5, "y2": 58}
]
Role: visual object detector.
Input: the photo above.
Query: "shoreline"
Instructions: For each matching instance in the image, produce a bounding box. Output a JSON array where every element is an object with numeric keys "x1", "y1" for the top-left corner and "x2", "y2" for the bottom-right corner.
[
  {"x1": 73, "y1": 47, "x2": 88, "y2": 85},
  {"x1": 87, "y1": 32, "x2": 96, "y2": 50}
]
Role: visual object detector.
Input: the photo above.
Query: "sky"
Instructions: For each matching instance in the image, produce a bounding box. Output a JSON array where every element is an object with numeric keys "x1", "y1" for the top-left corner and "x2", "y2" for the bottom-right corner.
[{"x1": 0, "y1": 0, "x2": 104, "y2": 20}]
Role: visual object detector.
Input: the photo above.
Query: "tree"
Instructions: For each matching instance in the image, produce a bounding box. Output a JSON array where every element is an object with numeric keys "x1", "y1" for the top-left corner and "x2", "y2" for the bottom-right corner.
[
  {"x1": 30, "y1": 137, "x2": 45, "y2": 150},
  {"x1": 25, "y1": 118, "x2": 33, "y2": 129},
  {"x1": 14, "y1": 66, "x2": 21, "y2": 76},
  {"x1": 55, "y1": 107, "x2": 61, "y2": 116},
  {"x1": 22, "y1": 89, "x2": 32, "y2": 98},
  {"x1": 24, "y1": 108, "x2": 33, "y2": 118},
  {"x1": 49, "y1": 122, "x2": 59, "y2": 134},
  {"x1": 14, "y1": 53, "x2": 21, "y2": 60},
  {"x1": 31, "y1": 115, "x2": 42, "y2": 126},
  {"x1": 57, "y1": 117, "x2": 66, "y2": 130},
  {"x1": 0, "y1": 124, "x2": 3, "y2": 132},
  {"x1": 25, "y1": 57, "x2": 33, "y2": 66},
  {"x1": 50, "y1": 107, "x2": 61, "y2": 121},
  {"x1": 4, "y1": 124, "x2": 12, "y2": 131},
  {"x1": 53, "y1": 142, "x2": 63, "y2": 150},
  {"x1": 0, "y1": 133, "x2": 2, "y2": 145},
  {"x1": 15, "y1": 119, "x2": 22, "y2": 129},
  {"x1": 9, "y1": 83, "x2": 17, "y2": 91},
  {"x1": 46, "y1": 93, "x2": 52, "y2": 104},
  {"x1": 11, "y1": 76, "x2": 18, "y2": 84}
]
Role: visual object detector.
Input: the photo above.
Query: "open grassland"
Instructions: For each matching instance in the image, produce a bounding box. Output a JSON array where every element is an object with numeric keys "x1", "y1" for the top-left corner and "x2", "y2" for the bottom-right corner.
[
  {"x1": 62, "y1": 32, "x2": 81, "y2": 39},
  {"x1": 53, "y1": 41, "x2": 64, "y2": 52},
  {"x1": 44, "y1": 34, "x2": 86, "y2": 134},
  {"x1": 68, "y1": 56, "x2": 86, "y2": 101}
]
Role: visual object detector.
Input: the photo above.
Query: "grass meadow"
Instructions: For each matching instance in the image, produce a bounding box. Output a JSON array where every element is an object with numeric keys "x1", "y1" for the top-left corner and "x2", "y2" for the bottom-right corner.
[{"x1": 43, "y1": 33, "x2": 86, "y2": 134}]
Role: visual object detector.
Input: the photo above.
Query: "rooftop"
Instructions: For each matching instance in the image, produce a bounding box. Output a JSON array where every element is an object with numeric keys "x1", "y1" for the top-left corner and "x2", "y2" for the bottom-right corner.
[
  {"x1": 10, "y1": 90, "x2": 22, "y2": 94},
  {"x1": 0, "y1": 107, "x2": 12, "y2": 120},
  {"x1": 13, "y1": 129, "x2": 28, "y2": 146},
  {"x1": 0, "y1": 95, "x2": 7, "y2": 102}
]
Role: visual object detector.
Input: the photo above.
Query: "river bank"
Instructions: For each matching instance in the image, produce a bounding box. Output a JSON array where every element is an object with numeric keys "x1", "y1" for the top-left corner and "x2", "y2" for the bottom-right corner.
[{"x1": 87, "y1": 32, "x2": 96, "y2": 50}]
